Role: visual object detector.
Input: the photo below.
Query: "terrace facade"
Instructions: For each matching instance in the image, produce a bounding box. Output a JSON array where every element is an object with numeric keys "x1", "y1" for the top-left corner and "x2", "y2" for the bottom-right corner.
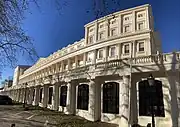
[{"x1": 4, "y1": 4, "x2": 180, "y2": 127}]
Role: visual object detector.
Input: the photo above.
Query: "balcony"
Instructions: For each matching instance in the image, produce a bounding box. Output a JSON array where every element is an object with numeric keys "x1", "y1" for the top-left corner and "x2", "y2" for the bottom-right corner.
[
  {"x1": 96, "y1": 58, "x2": 106, "y2": 63},
  {"x1": 108, "y1": 55, "x2": 118, "y2": 61}
]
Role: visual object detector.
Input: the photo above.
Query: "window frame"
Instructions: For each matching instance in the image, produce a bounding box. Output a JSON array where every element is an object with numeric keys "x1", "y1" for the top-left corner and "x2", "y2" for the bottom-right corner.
[
  {"x1": 137, "y1": 22, "x2": 144, "y2": 30},
  {"x1": 98, "y1": 49, "x2": 104, "y2": 59},
  {"x1": 48, "y1": 87, "x2": 53, "y2": 105},
  {"x1": 88, "y1": 35, "x2": 94, "y2": 44},
  {"x1": 124, "y1": 44, "x2": 130, "y2": 54},
  {"x1": 109, "y1": 46, "x2": 116, "y2": 57},
  {"x1": 138, "y1": 41, "x2": 145, "y2": 52},
  {"x1": 110, "y1": 28, "x2": 117, "y2": 36}
]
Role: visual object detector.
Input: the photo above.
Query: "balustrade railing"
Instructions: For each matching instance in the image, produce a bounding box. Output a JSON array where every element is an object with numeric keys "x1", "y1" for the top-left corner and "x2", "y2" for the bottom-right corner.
[{"x1": 18, "y1": 52, "x2": 180, "y2": 84}]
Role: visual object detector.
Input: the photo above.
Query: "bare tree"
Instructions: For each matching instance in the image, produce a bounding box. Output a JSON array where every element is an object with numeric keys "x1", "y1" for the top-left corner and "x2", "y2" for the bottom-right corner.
[{"x1": 0, "y1": 0, "x2": 38, "y2": 69}]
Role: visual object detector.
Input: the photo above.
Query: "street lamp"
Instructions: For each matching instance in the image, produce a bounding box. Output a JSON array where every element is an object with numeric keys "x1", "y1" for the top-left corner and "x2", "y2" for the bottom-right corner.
[{"x1": 147, "y1": 74, "x2": 155, "y2": 127}]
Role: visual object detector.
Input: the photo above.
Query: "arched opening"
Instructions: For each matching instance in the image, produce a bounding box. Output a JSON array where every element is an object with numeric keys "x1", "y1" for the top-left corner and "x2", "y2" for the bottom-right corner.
[
  {"x1": 103, "y1": 82, "x2": 119, "y2": 114},
  {"x1": 60, "y1": 86, "x2": 67, "y2": 107},
  {"x1": 139, "y1": 80, "x2": 165, "y2": 117},
  {"x1": 77, "y1": 84, "x2": 89, "y2": 110},
  {"x1": 48, "y1": 87, "x2": 53, "y2": 104}
]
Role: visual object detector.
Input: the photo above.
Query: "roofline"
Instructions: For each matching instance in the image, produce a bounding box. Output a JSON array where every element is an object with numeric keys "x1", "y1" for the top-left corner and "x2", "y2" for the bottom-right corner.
[{"x1": 84, "y1": 4, "x2": 151, "y2": 28}]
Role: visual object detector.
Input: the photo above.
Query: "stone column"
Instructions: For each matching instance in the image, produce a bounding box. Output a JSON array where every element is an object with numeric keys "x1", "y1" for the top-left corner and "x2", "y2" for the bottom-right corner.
[
  {"x1": 34, "y1": 86, "x2": 40, "y2": 106},
  {"x1": 120, "y1": 75, "x2": 130, "y2": 126},
  {"x1": 27, "y1": 87, "x2": 34, "y2": 105},
  {"x1": 42, "y1": 85, "x2": 48, "y2": 108},
  {"x1": 52, "y1": 84, "x2": 59, "y2": 110},
  {"x1": 66, "y1": 80, "x2": 76, "y2": 114},
  {"x1": 93, "y1": 50, "x2": 97, "y2": 64},
  {"x1": 88, "y1": 79, "x2": 102, "y2": 121},
  {"x1": 83, "y1": 53, "x2": 86, "y2": 66},
  {"x1": 88, "y1": 80, "x2": 96, "y2": 121},
  {"x1": 75, "y1": 56, "x2": 78, "y2": 68}
]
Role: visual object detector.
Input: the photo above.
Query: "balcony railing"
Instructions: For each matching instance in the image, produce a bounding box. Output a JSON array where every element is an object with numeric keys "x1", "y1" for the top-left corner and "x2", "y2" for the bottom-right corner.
[{"x1": 18, "y1": 52, "x2": 180, "y2": 84}]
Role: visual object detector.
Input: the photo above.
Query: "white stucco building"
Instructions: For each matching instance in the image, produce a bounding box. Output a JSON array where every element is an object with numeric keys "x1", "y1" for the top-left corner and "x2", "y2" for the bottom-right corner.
[{"x1": 5, "y1": 4, "x2": 180, "y2": 127}]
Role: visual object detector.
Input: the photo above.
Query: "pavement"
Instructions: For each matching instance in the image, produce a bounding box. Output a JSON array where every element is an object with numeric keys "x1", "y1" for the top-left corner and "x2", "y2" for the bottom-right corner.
[
  {"x1": 0, "y1": 104, "x2": 118, "y2": 127},
  {"x1": 0, "y1": 105, "x2": 57, "y2": 127}
]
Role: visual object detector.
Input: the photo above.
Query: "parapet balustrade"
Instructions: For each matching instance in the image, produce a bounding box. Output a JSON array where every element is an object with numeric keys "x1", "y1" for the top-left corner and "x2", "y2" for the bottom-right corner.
[{"x1": 18, "y1": 52, "x2": 180, "y2": 84}]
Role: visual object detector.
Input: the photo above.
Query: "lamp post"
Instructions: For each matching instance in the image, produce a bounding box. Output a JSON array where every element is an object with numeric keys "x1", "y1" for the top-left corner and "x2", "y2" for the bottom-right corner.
[{"x1": 147, "y1": 74, "x2": 155, "y2": 127}]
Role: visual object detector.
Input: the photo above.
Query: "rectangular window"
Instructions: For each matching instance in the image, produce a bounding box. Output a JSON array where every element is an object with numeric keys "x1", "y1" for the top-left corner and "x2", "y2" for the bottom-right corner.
[
  {"x1": 110, "y1": 46, "x2": 116, "y2": 57},
  {"x1": 139, "y1": 42, "x2": 145, "y2": 52},
  {"x1": 138, "y1": 22, "x2": 144, "y2": 30},
  {"x1": 98, "y1": 49, "x2": 103, "y2": 59},
  {"x1": 124, "y1": 25, "x2": 130, "y2": 33},
  {"x1": 99, "y1": 32, "x2": 104, "y2": 40},
  {"x1": 48, "y1": 87, "x2": 53, "y2": 104},
  {"x1": 139, "y1": 80, "x2": 165, "y2": 117},
  {"x1": 89, "y1": 36, "x2": 94, "y2": 44},
  {"x1": 111, "y1": 28, "x2": 116, "y2": 36},
  {"x1": 124, "y1": 44, "x2": 130, "y2": 54}
]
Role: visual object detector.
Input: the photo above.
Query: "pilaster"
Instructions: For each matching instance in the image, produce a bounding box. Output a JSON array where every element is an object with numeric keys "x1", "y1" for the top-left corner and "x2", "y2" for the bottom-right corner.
[
  {"x1": 33, "y1": 86, "x2": 40, "y2": 106},
  {"x1": 120, "y1": 75, "x2": 130, "y2": 126},
  {"x1": 66, "y1": 80, "x2": 77, "y2": 114}
]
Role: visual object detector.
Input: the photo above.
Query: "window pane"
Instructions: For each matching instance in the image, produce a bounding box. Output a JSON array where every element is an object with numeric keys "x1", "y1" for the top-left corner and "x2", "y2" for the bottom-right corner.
[
  {"x1": 48, "y1": 87, "x2": 53, "y2": 104},
  {"x1": 77, "y1": 84, "x2": 89, "y2": 110},
  {"x1": 138, "y1": 23, "x2": 144, "y2": 30},
  {"x1": 139, "y1": 42, "x2": 144, "y2": 52},
  {"x1": 110, "y1": 47, "x2": 116, "y2": 57},
  {"x1": 60, "y1": 86, "x2": 67, "y2": 107},
  {"x1": 139, "y1": 80, "x2": 165, "y2": 117},
  {"x1": 98, "y1": 50, "x2": 103, "y2": 58},
  {"x1": 124, "y1": 44, "x2": 129, "y2": 54},
  {"x1": 103, "y1": 82, "x2": 119, "y2": 114},
  {"x1": 40, "y1": 88, "x2": 43, "y2": 103}
]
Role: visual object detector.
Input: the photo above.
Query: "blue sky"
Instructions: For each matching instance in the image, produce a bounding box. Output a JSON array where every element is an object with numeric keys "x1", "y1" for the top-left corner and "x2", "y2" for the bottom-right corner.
[{"x1": 0, "y1": 0, "x2": 180, "y2": 87}]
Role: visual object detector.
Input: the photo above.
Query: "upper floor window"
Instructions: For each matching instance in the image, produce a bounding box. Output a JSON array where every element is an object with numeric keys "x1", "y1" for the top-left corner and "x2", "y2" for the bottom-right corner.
[
  {"x1": 111, "y1": 28, "x2": 116, "y2": 36},
  {"x1": 99, "y1": 32, "x2": 104, "y2": 40},
  {"x1": 88, "y1": 36, "x2": 94, "y2": 44},
  {"x1": 99, "y1": 24, "x2": 104, "y2": 28},
  {"x1": 138, "y1": 22, "x2": 144, "y2": 30},
  {"x1": 111, "y1": 19, "x2": 116, "y2": 24},
  {"x1": 139, "y1": 80, "x2": 165, "y2": 117},
  {"x1": 109, "y1": 46, "x2": 116, "y2": 57},
  {"x1": 125, "y1": 17, "x2": 129, "y2": 21},
  {"x1": 138, "y1": 13, "x2": 144, "y2": 18},
  {"x1": 124, "y1": 25, "x2": 130, "y2": 33},
  {"x1": 138, "y1": 41, "x2": 145, "y2": 52},
  {"x1": 124, "y1": 44, "x2": 130, "y2": 54},
  {"x1": 89, "y1": 28, "x2": 94, "y2": 32},
  {"x1": 98, "y1": 49, "x2": 103, "y2": 59}
]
